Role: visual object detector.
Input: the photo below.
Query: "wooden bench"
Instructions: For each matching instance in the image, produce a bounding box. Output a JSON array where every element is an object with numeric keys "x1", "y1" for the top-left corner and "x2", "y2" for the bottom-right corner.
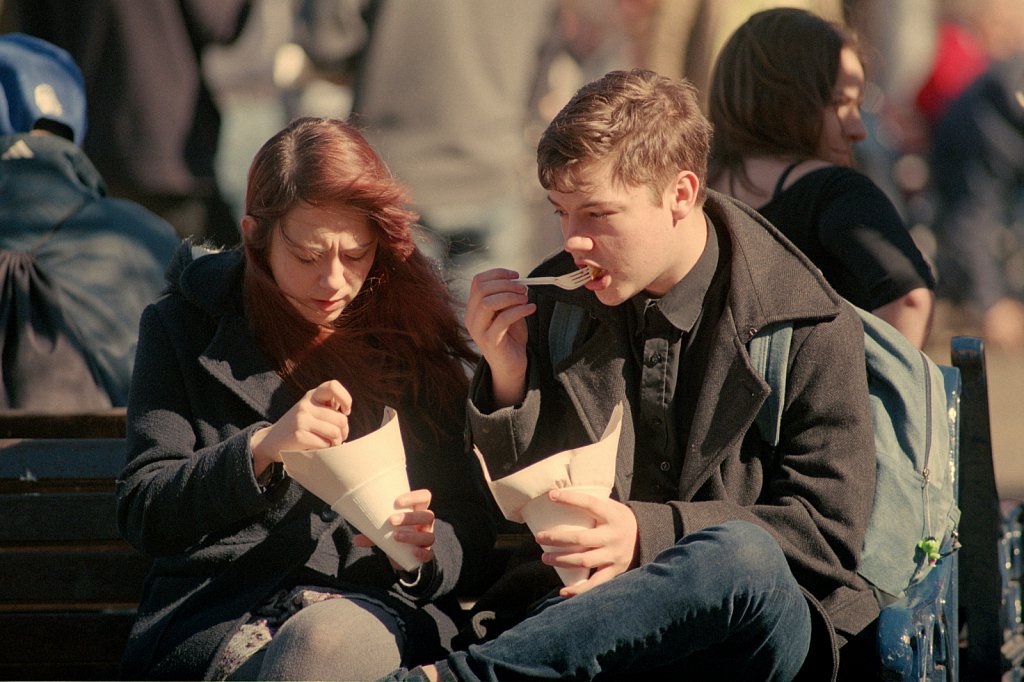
[
  {"x1": 0, "y1": 335, "x2": 1003, "y2": 680},
  {"x1": 0, "y1": 409, "x2": 151, "y2": 681},
  {"x1": 950, "y1": 337, "x2": 1024, "y2": 681}
]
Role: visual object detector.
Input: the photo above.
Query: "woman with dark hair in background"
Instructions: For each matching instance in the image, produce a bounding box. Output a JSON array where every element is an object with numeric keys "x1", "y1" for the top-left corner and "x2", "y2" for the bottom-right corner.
[
  {"x1": 116, "y1": 117, "x2": 494, "y2": 680},
  {"x1": 708, "y1": 7, "x2": 936, "y2": 349}
]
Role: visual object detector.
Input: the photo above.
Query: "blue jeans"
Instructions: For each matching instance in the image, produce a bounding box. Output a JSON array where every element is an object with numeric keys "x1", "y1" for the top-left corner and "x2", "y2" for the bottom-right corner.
[{"x1": 389, "y1": 521, "x2": 812, "y2": 681}]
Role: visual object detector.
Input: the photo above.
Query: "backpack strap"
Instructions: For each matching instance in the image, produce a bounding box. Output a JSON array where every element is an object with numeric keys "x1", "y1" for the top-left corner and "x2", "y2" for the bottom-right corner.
[
  {"x1": 548, "y1": 301, "x2": 588, "y2": 370},
  {"x1": 554, "y1": 303, "x2": 792, "y2": 446},
  {"x1": 750, "y1": 321, "x2": 794, "y2": 447}
]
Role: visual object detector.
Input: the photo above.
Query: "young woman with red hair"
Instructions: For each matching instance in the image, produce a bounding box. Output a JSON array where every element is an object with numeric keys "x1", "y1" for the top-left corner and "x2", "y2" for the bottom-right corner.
[{"x1": 116, "y1": 117, "x2": 495, "y2": 680}]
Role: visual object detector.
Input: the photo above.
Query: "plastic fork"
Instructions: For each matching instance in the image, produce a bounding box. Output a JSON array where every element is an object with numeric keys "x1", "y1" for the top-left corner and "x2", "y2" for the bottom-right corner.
[{"x1": 512, "y1": 267, "x2": 593, "y2": 290}]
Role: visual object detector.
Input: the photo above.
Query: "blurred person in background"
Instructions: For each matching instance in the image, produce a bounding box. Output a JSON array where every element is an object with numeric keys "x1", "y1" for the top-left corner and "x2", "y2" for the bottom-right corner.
[
  {"x1": 708, "y1": 7, "x2": 936, "y2": 348},
  {"x1": 841, "y1": 0, "x2": 938, "y2": 216},
  {"x1": 839, "y1": 0, "x2": 1021, "y2": 234},
  {"x1": 635, "y1": 0, "x2": 843, "y2": 104},
  {"x1": 0, "y1": 33, "x2": 179, "y2": 408},
  {"x1": 914, "y1": 0, "x2": 1024, "y2": 128},
  {"x1": 930, "y1": 53, "x2": 1024, "y2": 351},
  {"x1": 302, "y1": 0, "x2": 559, "y2": 302},
  {"x1": 1, "y1": 0, "x2": 252, "y2": 247}
]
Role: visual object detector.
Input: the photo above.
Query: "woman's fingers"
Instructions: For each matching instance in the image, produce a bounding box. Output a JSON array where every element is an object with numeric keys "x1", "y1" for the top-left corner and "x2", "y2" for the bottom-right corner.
[
  {"x1": 390, "y1": 490, "x2": 434, "y2": 550},
  {"x1": 312, "y1": 379, "x2": 352, "y2": 415},
  {"x1": 291, "y1": 403, "x2": 348, "y2": 446}
]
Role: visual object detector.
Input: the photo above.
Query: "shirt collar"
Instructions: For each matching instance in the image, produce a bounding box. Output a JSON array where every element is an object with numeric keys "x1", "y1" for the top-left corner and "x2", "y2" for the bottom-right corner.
[{"x1": 631, "y1": 216, "x2": 720, "y2": 334}]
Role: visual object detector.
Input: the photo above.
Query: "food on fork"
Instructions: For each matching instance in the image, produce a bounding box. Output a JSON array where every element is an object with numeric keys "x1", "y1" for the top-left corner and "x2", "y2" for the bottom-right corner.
[{"x1": 512, "y1": 267, "x2": 592, "y2": 290}]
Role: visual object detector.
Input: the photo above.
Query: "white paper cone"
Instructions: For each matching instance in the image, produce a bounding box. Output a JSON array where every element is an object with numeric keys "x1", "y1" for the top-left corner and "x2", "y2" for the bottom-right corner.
[
  {"x1": 519, "y1": 485, "x2": 611, "y2": 586},
  {"x1": 474, "y1": 403, "x2": 623, "y2": 524},
  {"x1": 331, "y1": 464, "x2": 422, "y2": 572},
  {"x1": 280, "y1": 407, "x2": 406, "y2": 504}
]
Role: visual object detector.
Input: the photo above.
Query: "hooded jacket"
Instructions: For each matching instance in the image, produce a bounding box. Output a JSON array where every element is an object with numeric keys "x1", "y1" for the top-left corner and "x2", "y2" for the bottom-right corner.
[
  {"x1": 116, "y1": 245, "x2": 494, "y2": 679},
  {"x1": 0, "y1": 132, "x2": 178, "y2": 407}
]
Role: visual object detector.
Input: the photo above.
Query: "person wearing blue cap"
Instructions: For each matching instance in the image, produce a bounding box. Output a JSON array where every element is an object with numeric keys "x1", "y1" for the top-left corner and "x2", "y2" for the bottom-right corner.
[
  {"x1": 3, "y1": 0, "x2": 252, "y2": 247},
  {"x1": 0, "y1": 32, "x2": 180, "y2": 409}
]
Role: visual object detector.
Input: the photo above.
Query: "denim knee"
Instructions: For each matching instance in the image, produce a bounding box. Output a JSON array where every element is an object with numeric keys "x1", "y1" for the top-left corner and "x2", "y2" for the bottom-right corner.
[{"x1": 659, "y1": 521, "x2": 794, "y2": 588}]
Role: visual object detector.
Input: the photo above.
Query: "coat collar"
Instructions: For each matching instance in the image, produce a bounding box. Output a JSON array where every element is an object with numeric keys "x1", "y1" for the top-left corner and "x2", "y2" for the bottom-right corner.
[
  {"x1": 706, "y1": 190, "x2": 842, "y2": 340},
  {"x1": 539, "y1": 190, "x2": 845, "y2": 499},
  {"x1": 171, "y1": 243, "x2": 247, "y2": 318},
  {"x1": 173, "y1": 244, "x2": 295, "y2": 420}
]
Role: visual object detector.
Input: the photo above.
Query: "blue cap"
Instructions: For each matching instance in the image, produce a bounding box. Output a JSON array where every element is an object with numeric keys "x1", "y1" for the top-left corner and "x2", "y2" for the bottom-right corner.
[{"x1": 0, "y1": 33, "x2": 87, "y2": 145}]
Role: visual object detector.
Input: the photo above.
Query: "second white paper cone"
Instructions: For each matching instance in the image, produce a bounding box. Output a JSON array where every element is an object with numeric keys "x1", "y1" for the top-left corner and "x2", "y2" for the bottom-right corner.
[
  {"x1": 520, "y1": 485, "x2": 611, "y2": 586},
  {"x1": 331, "y1": 464, "x2": 422, "y2": 573}
]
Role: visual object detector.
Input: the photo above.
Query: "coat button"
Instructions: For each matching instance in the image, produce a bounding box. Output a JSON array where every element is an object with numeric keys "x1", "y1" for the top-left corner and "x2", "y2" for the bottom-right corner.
[
  {"x1": 320, "y1": 508, "x2": 339, "y2": 522},
  {"x1": 645, "y1": 352, "x2": 663, "y2": 367}
]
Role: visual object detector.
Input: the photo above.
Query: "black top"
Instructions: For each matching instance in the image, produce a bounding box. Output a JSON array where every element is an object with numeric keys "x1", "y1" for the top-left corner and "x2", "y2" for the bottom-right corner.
[
  {"x1": 758, "y1": 166, "x2": 935, "y2": 311},
  {"x1": 626, "y1": 220, "x2": 724, "y2": 502}
]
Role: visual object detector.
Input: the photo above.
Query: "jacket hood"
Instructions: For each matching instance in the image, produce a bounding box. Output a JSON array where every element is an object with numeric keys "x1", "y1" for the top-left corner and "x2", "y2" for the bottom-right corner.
[
  {"x1": 0, "y1": 134, "x2": 105, "y2": 227},
  {"x1": 165, "y1": 242, "x2": 247, "y2": 318},
  {"x1": 529, "y1": 190, "x2": 842, "y2": 336}
]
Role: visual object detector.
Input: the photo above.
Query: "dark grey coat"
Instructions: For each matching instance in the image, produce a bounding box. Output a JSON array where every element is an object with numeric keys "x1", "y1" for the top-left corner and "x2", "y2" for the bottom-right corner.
[
  {"x1": 116, "y1": 246, "x2": 494, "y2": 679},
  {"x1": 469, "y1": 191, "x2": 878, "y2": 680}
]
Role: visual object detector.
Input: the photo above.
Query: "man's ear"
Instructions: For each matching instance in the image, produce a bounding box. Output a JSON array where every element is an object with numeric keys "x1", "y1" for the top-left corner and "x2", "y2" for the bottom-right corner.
[
  {"x1": 240, "y1": 215, "x2": 257, "y2": 243},
  {"x1": 669, "y1": 170, "x2": 700, "y2": 222}
]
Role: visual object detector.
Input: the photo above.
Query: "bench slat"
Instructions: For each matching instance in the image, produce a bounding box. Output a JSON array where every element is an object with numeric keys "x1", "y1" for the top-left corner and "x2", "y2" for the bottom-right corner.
[
  {"x1": 0, "y1": 492, "x2": 120, "y2": 542},
  {"x1": 0, "y1": 408, "x2": 126, "y2": 439},
  {"x1": 0, "y1": 611, "x2": 133, "y2": 680},
  {"x1": 0, "y1": 438, "x2": 126, "y2": 479},
  {"x1": 0, "y1": 547, "x2": 150, "y2": 604}
]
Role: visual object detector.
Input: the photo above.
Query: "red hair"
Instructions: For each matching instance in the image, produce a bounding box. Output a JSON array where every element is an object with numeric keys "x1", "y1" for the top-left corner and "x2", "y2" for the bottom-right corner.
[{"x1": 242, "y1": 117, "x2": 477, "y2": 444}]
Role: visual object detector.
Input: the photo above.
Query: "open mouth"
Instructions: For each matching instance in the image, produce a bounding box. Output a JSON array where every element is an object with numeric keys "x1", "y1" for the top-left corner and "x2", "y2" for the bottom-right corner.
[{"x1": 586, "y1": 265, "x2": 607, "y2": 281}]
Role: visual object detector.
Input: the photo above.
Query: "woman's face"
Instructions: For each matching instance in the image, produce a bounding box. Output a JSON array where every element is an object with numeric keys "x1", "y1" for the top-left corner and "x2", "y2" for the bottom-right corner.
[
  {"x1": 252, "y1": 202, "x2": 378, "y2": 326},
  {"x1": 816, "y1": 46, "x2": 868, "y2": 166}
]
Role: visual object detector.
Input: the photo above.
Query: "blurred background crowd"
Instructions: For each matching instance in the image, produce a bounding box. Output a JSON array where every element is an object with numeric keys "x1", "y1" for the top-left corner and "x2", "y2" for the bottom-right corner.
[{"x1": 2, "y1": 0, "x2": 1023, "y2": 496}]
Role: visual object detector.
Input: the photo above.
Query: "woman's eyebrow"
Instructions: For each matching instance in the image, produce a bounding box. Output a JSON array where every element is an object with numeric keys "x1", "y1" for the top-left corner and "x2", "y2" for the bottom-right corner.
[{"x1": 341, "y1": 238, "x2": 376, "y2": 253}]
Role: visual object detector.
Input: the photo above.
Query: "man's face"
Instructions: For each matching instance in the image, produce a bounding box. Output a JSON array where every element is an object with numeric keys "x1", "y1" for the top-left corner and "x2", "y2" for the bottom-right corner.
[{"x1": 548, "y1": 159, "x2": 692, "y2": 306}]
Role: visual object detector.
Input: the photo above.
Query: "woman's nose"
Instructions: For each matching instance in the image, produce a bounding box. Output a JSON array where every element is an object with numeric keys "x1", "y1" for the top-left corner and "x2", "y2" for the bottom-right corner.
[
  {"x1": 846, "y1": 111, "x2": 868, "y2": 142},
  {"x1": 322, "y1": 257, "x2": 346, "y2": 289}
]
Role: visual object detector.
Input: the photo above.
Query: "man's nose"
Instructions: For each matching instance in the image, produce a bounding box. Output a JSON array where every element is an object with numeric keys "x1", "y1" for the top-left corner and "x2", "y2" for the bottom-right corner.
[
  {"x1": 562, "y1": 218, "x2": 592, "y2": 254},
  {"x1": 564, "y1": 234, "x2": 593, "y2": 255}
]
